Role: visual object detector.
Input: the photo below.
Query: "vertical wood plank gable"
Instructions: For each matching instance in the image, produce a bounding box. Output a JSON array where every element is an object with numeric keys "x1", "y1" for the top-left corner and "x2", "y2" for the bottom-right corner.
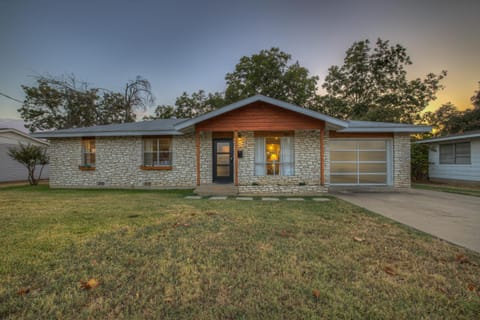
[{"x1": 196, "y1": 102, "x2": 325, "y2": 131}]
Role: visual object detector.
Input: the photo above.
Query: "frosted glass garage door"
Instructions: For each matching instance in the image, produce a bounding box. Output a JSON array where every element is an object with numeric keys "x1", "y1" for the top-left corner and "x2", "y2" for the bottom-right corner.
[{"x1": 330, "y1": 140, "x2": 391, "y2": 185}]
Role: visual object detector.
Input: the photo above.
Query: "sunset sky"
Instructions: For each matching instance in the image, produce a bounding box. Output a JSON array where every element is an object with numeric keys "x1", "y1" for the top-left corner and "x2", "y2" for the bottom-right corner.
[{"x1": 0, "y1": 0, "x2": 478, "y2": 120}]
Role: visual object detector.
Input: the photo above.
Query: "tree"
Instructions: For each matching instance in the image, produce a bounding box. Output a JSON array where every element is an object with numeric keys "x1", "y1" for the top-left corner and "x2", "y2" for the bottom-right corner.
[
  {"x1": 471, "y1": 82, "x2": 480, "y2": 109},
  {"x1": 319, "y1": 39, "x2": 447, "y2": 123},
  {"x1": 224, "y1": 47, "x2": 319, "y2": 108},
  {"x1": 19, "y1": 74, "x2": 154, "y2": 132},
  {"x1": 447, "y1": 107, "x2": 480, "y2": 133},
  {"x1": 411, "y1": 142, "x2": 430, "y2": 181},
  {"x1": 422, "y1": 103, "x2": 462, "y2": 135},
  {"x1": 422, "y1": 85, "x2": 480, "y2": 135},
  {"x1": 122, "y1": 76, "x2": 155, "y2": 122},
  {"x1": 19, "y1": 75, "x2": 99, "y2": 132},
  {"x1": 148, "y1": 90, "x2": 225, "y2": 119},
  {"x1": 8, "y1": 143, "x2": 48, "y2": 185}
]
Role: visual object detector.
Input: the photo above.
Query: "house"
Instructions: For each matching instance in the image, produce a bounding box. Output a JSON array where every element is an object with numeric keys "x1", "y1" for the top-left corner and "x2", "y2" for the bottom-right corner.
[
  {"x1": 0, "y1": 128, "x2": 49, "y2": 182},
  {"x1": 416, "y1": 130, "x2": 480, "y2": 184},
  {"x1": 32, "y1": 95, "x2": 430, "y2": 194}
]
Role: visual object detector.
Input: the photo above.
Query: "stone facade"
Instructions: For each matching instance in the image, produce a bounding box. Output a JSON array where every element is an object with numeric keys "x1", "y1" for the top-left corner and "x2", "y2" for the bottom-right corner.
[
  {"x1": 48, "y1": 134, "x2": 196, "y2": 188},
  {"x1": 47, "y1": 130, "x2": 411, "y2": 191},
  {"x1": 199, "y1": 131, "x2": 212, "y2": 185},
  {"x1": 237, "y1": 130, "x2": 327, "y2": 194},
  {"x1": 393, "y1": 133, "x2": 411, "y2": 188}
]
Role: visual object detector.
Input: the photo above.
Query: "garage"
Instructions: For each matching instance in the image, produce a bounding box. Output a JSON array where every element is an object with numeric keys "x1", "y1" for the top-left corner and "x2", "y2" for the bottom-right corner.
[{"x1": 329, "y1": 139, "x2": 392, "y2": 185}]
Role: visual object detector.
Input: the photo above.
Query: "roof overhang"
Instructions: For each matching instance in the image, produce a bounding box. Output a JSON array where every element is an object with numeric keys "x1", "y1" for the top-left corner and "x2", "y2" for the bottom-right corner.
[
  {"x1": 0, "y1": 128, "x2": 49, "y2": 145},
  {"x1": 416, "y1": 132, "x2": 480, "y2": 144},
  {"x1": 338, "y1": 126, "x2": 432, "y2": 133},
  {"x1": 173, "y1": 95, "x2": 349, "y2": 130},
  {"x1": 32, "y1": 130, "x2": 183, "y2": 138}
]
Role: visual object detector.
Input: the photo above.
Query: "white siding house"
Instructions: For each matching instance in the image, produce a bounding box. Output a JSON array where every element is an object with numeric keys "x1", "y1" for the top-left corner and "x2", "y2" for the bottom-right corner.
[
  {"x1": 0, "y1": 128, "x2": 49, "y2": 182},
  {"x1": 417, "y1": 131, "x2": 480, "y2": 183}
]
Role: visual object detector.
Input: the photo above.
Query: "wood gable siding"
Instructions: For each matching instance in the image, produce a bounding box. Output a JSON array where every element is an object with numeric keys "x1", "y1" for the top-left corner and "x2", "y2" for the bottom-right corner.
[{"x1": 195, "y1": 102, "x2": 325, "y2": 131}]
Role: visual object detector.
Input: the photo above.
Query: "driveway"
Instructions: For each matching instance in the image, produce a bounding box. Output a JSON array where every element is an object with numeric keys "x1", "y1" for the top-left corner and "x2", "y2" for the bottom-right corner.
[{"x1": 333, "y1": 189, "x2": 480, "y2": 253}]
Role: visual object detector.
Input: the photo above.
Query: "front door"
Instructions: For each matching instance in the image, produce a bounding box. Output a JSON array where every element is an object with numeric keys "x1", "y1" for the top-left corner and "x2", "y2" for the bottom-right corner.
[{"x1": 213, "y1": 139, "x2": 233, "y2": 183}]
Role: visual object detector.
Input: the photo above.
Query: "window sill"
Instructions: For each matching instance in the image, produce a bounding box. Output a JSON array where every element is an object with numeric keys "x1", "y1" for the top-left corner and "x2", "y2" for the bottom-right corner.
[
  {"x1": 140, "y1": 165, "x2": 172, "y2": 171},
  {"x1": 79, "y1": 166, "x2": 95, "y2": 171}
]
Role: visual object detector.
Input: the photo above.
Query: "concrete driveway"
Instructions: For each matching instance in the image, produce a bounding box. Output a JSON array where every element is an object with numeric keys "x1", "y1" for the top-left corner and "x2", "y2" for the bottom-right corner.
[{"x1": 334, "y1": 189, "x2": 480, "y2": 253}]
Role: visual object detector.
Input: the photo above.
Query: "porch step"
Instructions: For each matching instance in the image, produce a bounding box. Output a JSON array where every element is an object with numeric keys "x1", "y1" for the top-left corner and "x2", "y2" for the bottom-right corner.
[{"x1": 194, "y1": 184, "x2": 239, "y2": 196}]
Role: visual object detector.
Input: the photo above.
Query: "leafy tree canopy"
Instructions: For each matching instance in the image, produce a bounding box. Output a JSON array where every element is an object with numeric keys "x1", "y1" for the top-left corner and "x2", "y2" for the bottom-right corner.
[
  {"x1": 147, "y1": 90, "x2": 225, "y2": 119},
  {"x1": 318, "y1": 39, "x2": 447, "y2": 123},
  {"x1": 224, "y1": 47, "x2": 319, "y2": 108},
  {"x1": 422, "y1": 83, "x2": 480, "y2": 136},
  {"x1": 19, "y1": 75, "x2": 154, "y2": 132}
]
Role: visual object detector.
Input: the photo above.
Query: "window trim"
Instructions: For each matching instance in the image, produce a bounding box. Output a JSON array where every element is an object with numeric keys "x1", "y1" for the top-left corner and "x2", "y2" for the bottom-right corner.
[
  {"x1": 329, "y1": 138, "x2": 393, "y2": 186},
  {"x1": 141, "y1": 136, "x2": 173, "y2": 170},
  {"x1": 439, "y1": 142, "x2": 471, "y2": 165},
  {"x1": 79, "y1": 137, "x2": 96, "y2": 170}
]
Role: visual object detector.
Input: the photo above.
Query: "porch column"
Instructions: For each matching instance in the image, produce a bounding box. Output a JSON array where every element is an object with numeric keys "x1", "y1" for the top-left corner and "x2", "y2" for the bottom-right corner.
[
  {"x1": 195, "y1": 129, "x2": 200, "y2": 186},
  {"x1": 234, "y1": 130, "x2": 239, "y2": 186},
  {"x1": 320, "y1": 127, "x2": 325, "y2": 186}
]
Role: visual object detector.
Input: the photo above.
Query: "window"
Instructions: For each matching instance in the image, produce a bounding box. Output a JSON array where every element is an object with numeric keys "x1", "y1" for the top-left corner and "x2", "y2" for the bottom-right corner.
[
  {"x1": 254, "y1": 136, "x2": 294, "y2": 176},
  {"x1": 81, "y1": 138, "x2": 96, "y2": 167},
  {"x1": 440, "y1": 142, "x2": 470, "y2": 164},
  {"x1": 330, "y1": 140, "x2": 390, "y2": 185},
  {"x1": 143, "y1": 137, "x2": 172, "y2": 167}
]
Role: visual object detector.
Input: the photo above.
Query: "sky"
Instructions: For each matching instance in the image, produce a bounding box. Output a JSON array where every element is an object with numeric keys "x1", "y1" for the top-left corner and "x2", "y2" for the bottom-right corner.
[{"x1": 0, "y1": 0, "x2": 479, "y2": 120}]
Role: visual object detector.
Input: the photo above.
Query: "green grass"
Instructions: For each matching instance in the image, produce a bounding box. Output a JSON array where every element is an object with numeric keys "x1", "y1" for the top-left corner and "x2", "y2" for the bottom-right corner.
[
  {"x1": 413, "y1": 183, "x2": 480, "y2": 197},
  {"x1": 1, "y1": 186, "x2": 479, "y2": 319}
]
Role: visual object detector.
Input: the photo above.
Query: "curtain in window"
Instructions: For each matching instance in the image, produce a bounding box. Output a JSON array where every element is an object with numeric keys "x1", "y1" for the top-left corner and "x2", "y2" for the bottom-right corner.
[
  {"x1": 254, "y1": 137, "x2": 265, "y2": 176},
  {"x1": 280, "y1": 136, "x2": 294, "y2": 176},
  {"x1": 143, "y1": 139, "x2": 154, "y2": 166}
]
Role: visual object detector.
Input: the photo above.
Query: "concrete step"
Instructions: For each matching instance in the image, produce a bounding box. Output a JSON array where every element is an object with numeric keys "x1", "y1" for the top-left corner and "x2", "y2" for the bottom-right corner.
[{"x1": 194, "y1": 183, "x2": 238, "y2": 196}]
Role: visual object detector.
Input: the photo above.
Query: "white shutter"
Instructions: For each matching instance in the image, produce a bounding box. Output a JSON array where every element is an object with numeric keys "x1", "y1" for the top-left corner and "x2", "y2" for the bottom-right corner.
[
  {"x1": 280, "y1": 136, "x2": 294, "y2": 176},
  {"x1": 254, "y1": 137, "x2": 265, "y2": 176}
]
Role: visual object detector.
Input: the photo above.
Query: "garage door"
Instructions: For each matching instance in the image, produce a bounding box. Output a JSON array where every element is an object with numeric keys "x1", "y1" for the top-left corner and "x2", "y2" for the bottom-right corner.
[{"x1": 330, "y1": 139, "x2": 392, "y2": 185}]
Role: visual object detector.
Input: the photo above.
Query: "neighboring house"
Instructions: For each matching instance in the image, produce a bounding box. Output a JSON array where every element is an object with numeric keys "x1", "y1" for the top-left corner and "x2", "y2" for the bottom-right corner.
[
  {"x1": 416, "y1": 130, "x2": 480, "y2": 183},
  {"x1": 32, "y1": 95, "x2": 430, "y2": 194},
  {"x1": 0, "y1": 128, "x2": 49, "y2": 182}
]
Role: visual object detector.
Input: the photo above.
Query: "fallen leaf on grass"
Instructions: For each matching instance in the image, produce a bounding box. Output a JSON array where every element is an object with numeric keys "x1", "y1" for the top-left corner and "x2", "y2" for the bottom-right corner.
[
  {"x1": 278, "y1": 230, "x2": 294, "y2": 238},
  {"x1": 17, "y1": 288, "x2": 30, "y2": 296},
  {"x1": 353, "y1": 236, "x2": 365, "y2": 242},
  {"x1": 173, "y1": 222, "x2": 191, "y2": 228},
  {"x1": 455, "y1": 254, "x2": 469, "y2": 264},
  {"x1": 383, "y1": 266, "x2": 396, "y2": 276},
  {"x1": 79, "y1": 278, "x2": 100, "y2": 290},
  {"x1": 312, "y1": 289, "x2": 320, "y2": 298}
]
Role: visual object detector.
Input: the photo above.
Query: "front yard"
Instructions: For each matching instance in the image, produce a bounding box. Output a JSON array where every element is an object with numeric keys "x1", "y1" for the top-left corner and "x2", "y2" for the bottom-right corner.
[{"x1": 1, "y1": 186, "x2": 479, "y2": 319}]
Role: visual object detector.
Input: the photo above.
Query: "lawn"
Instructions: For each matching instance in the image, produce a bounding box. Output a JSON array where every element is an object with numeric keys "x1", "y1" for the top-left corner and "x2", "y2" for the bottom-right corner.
[
  {"x1": 413, "y1": 182, "x2": 480, "y2": 197},
  {"x1": 1, "y1": 186, "x2": 479, "y2": 319}
]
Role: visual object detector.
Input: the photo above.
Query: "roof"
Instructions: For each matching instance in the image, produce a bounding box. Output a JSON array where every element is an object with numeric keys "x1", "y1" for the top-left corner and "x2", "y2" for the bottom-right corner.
[
  {"x1": 339, "y1": 120, "x2": 432, "y2": 133},
  {"x1": 31, "y1": 118, "x2": 187, "y2": 138},
  {"x1": 0, "y1": 128, "x2": 49, "y2": 145},
  {"x1": 416, "y1": 130, "x2": 480, "y2": 144},
  {"x1": 174, "y1": 94, "x2": 349, "y2": 130},
  {"x1": 31, "y1": 95, "x2": 431, "y2": 138}
]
